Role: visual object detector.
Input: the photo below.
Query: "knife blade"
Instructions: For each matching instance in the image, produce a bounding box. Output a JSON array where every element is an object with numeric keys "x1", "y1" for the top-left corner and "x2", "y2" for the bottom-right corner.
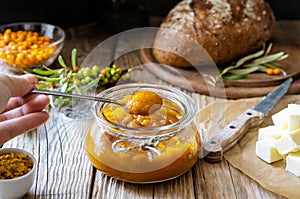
[{"x1": 201, "y1": 77, "x2": 293, "y2": 163}]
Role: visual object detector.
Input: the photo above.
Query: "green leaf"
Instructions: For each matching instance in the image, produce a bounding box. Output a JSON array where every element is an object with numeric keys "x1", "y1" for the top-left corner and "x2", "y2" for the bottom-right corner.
[
  {"x1": 262, "y1": 62, "x2": 283, "y2": 69},
  {"x1": 49, "y1": 73, "x2": 60, "y2": 78},
  {"x1": 71, "y1": 48, "x2": 77, "y2": 70},
  {"x1": 229, "y1": 67, "x2": 261, "y2": 75},
  {"x1": 252, "y1": 52, "x2": 285, "y2": 65},
  {"x1": 67, "y1": 84, "x2": 76, "y2": 92},
  {"x1": 33, "y1": 68, "x2": 55, "y2": 76},
  {"x1": 264, "y1": 43, "x2": 272, "y2": 55},
  {"x1": 36, "y1": 83, "x2": 50, "y2": 89},
  {"x1": 204, "y1": 79, "x2": 216, "y2": 87},
  {"x1": 41, "y1": 65, "x2": 60, "y2": 72},
  {"x1": 256, "y1": 66, "x2": 268, "y2": 72},
  {"x1": 280, "y1": 68, "x2": 287, "y2": 76},
  {"x1": 59, "y1": 98, "x2": 73, "y2": 108},
  {"x1": 60, "y1": 81, "x2": 69, "y2": 93},
  {"x1": 58, "y1": 55, "x2": 68, "y2": 69},
  {"x1": 31, "y1": 74, "x2": 62, "y2": 82},
  {"x1": 235, "y1": 49, "x2": 265, "y2": 67},
  {"x1": 219, "y1": 65, "x2": 240, "y2": 77},
  {"x1": 202, "y1": 74, "x2": 217, "y2": 84},
  {"x1": 81, "y1": 77, "x2": 100, "y2": 93},
  {"x1": 230, "y1": 65, "x2": 269, "y2": 75},
  {"x1": 219, "y1": 49, "x2": 265, "y2": 76},
  {"x1": 67, "y1": 70, "x2": 73, "y2": 78},
  {"x1": 277, "y1": 53, "x2": 289, "y2": 61},
  {"x1": 59, "y1": 77, "x2": 68, "y2": 87},
  {"x1": 204, "y1": 42, "x2": 289, "y2": 87},
  {"x1": 222, "y1": 75, "x2": 248, "y2": 80}
]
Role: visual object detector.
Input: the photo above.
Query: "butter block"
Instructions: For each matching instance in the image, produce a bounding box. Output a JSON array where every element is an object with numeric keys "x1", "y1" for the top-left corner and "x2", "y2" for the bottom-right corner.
[
  {"x1": 257, "y1": 125, "x2": 284, "y2": 141},
  {"x1": 287, "y1": 104, "x2": 300, "y2": 132},
  {"x1": 275, "y1": 128, "x2": 300, "y2": 155},
  {"x1": 272, "y1": 108, "x2": 288, "y2": 130},
  {"x1": 256, "y1": 138, "x2": 284, "y2": 163},
  {"x1": 286, "y1": 150, "x2": 300, "y2": 177},
  {"x1": 287, "y1": 103, "x2": 300, "y2": 109}
]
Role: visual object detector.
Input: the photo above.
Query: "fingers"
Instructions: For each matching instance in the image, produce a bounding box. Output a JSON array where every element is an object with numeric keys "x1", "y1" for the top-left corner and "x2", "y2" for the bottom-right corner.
[
  {"x1": 0, "y1": 95, "x2": 50, "y2": 122},
  {"x1": 0, "y1": 111, "x2": 49, "y2": 146},
  {"x1": 0, "y1": 74, "x2": 50, "y2": 146},
  {"x1": 11, "y1": 74, "x2": 36, "y2": 96},
  {"x1": 0, "y1": 74, "x2": 36, "y2": 97},
  {"x1": 4, "y1": 94, "x2": 48, "y2": 112},
  {"x1": 0, "y1": 74, "x2": 37, "y2": 113}
]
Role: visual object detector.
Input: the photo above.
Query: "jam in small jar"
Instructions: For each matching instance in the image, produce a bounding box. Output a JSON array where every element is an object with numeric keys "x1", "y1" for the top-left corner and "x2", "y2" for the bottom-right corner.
[{"x1": 85, "y1": 83, "x2": 200, "y2": 183}]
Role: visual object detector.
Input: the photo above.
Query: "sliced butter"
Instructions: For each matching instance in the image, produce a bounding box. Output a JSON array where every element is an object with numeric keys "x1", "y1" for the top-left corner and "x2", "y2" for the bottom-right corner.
[
  {"x1": 275, "y1": 128, "x2": 300, "y2": 155},
  {"x1": 256, "y1": 138, "x2": 283, "y2": 163},
  {"x1": 272, "y1": 108, "x2": 288, "y2": 130},
  {"x1": 286, "y1": 150, "x2": 300, "y2": 177},
  {"x1": 287, "y1": 104, "x2": 300, "y2": 132},
  {"x1": 257, "y1": 125, "x2": 284, "y2": 141}
]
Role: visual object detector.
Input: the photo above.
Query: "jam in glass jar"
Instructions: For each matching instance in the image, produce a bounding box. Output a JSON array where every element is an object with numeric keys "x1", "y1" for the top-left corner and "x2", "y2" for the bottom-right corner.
[{"x1": 85, "y1": 83, "x2": 200, "y2": 183}]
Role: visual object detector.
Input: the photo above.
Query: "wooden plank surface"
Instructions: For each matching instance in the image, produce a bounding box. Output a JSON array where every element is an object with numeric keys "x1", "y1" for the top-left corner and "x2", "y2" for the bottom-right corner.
[{"x1": 2, "y1": 22, "x2": 295, "y2": 198}]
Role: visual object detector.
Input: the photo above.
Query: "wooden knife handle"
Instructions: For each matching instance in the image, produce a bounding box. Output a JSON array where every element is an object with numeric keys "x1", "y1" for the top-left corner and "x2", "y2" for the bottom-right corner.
[{"x1": 203, "y1": 109, "x2": 264, "y2": 163}]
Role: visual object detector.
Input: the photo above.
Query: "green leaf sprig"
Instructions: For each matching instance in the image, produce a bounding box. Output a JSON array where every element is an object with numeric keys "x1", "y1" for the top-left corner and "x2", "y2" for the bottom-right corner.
[
  {"x1": 25, "y1": 48, "x2": 124, "y2": 108},
  {"x1": 204, "y1": 43, "x2": 289, "y2": 86}
]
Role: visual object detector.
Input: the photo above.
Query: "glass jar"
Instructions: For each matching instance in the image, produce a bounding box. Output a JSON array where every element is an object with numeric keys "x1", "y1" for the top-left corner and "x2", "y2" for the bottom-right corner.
[{"x1": 85, "y1": 83, "x2": 200, "y2": 183}]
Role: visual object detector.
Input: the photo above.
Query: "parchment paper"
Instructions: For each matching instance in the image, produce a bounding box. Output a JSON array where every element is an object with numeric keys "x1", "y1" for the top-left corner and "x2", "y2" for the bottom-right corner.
[{"x1": 198, "y1": 95, "x2": 300, "y2": 199}]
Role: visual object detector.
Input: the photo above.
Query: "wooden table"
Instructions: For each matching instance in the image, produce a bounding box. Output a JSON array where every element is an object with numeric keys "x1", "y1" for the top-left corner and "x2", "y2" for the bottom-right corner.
[{"x1": 4, "y1": 21, "x2": 297, "y2": 199}]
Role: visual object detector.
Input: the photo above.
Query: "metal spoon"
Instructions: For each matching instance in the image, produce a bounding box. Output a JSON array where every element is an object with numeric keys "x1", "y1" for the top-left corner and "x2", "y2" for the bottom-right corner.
[{"x1": 30, "y1": 89, "x2": 130, "y2": 112}]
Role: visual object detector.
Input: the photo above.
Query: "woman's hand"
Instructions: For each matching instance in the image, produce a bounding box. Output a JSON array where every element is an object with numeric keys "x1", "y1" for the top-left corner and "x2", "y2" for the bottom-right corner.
[{"x1": 0, "y1": 74, "x2": 50, "y2": 146}]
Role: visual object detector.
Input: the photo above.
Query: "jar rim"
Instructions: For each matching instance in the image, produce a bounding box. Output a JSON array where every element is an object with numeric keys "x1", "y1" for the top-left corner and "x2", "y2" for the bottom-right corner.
[{"x1": 93, "y1": 83, "x2": 196, "y2": 138}]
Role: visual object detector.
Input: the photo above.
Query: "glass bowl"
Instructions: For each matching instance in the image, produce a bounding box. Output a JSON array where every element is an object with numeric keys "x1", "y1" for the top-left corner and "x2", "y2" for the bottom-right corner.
[
  {"x1": 0, "y1": 148, "x2": 37, "y2": 199},
  {"x1": 85, "y1": 83, "x2": 201, "y2": 183},
  {"x1": 0, "y1": 22, "x2": 65, "y2": 73}
]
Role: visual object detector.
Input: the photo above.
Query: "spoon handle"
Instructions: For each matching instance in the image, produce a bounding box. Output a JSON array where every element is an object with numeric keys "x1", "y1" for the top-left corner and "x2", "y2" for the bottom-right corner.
[{"x1": 31, "y1": 89, "x2": 117, "y2": 104}]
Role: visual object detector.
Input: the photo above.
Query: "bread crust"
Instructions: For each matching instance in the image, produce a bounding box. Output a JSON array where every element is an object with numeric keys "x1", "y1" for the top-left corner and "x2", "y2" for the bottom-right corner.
[{"x1": 153, "y1": 0, "x2": 275, "y2": 67}]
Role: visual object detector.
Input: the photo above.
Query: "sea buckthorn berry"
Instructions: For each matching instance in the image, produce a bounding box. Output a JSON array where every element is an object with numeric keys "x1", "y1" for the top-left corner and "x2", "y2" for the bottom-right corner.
[
  {"x1": 266, "y1": 68, "x2": 281, "y2": 75},
  {"x1": 273, "y1": 68, "x2": 281, "y2": 75},
  {"x1": 266, "y1": 68, "x2": 273, "y2": 75},
  {"x1": 0, "y1": 29, "x2": 57, "y2": 70}
]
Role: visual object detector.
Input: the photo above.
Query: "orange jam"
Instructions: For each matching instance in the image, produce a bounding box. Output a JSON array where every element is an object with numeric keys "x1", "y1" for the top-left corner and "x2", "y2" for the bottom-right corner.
[
  {"x1": 85, "y1": 89, "x2": 200, "y2": 183},
  {"x1": 124, "y1": 90, "x2": 163, "y2": 115}
]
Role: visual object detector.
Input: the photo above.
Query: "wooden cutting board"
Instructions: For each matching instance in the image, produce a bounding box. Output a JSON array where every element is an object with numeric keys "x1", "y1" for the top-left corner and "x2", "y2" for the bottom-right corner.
[{"x1": 140, "y1": 21, "x2": 300, "y2": 99}]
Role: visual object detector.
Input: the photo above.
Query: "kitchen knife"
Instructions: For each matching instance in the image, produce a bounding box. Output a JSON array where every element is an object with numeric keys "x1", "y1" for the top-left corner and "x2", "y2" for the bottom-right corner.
[{"x1": 201, "y1": 77, "x2": 293, "y2": 163}]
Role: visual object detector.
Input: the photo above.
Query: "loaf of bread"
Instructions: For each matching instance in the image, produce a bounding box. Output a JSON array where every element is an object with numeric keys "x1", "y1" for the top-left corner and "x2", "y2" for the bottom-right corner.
[{"x1": 153, "y1": 0, "x2": 275, "y2": 67}]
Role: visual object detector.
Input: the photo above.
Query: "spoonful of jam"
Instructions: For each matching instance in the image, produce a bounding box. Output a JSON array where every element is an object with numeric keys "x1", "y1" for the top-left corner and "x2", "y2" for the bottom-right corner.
[
  {"x1": 31, "y1": 89, "x2": 163, "y2": 116},
  {"x1": 124, "y1": 90, "x2": 163, "y2": 115}
]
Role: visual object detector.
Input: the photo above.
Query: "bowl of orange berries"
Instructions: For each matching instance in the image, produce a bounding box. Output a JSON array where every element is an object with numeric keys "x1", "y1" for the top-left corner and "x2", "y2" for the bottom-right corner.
[{"x1": 0, "y1": 22, "x2": 65, "y2": 73}]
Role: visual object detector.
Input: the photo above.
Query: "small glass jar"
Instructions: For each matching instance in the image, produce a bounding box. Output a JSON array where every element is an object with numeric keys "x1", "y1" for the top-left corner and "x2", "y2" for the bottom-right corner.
[{"x1": 85, "y1": 83, "x2": 200, "y2": 183}]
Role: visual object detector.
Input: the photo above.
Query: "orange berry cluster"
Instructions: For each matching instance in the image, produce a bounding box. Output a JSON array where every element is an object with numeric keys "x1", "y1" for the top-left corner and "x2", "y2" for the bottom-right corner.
[
  {"x1": 0, "y1": 29, "x2": 57, "y2": 71},
  {"x1": 266, "y1": 68, "x2": 281, "y2": 75}
]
